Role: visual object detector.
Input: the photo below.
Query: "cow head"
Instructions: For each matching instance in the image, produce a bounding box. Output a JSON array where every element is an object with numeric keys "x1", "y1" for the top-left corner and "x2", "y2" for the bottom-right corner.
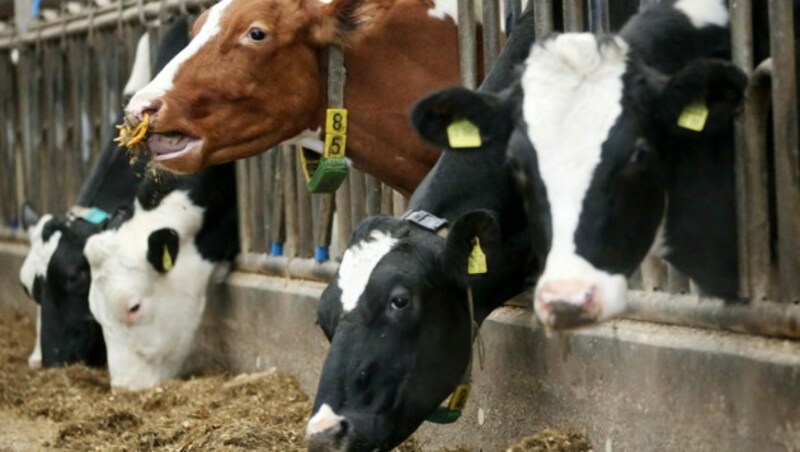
[
  {"x1": 125, "y1": 0, "x2": 394, "y2": 173},
  {"x1": 19, "y1": 204, "x2": 106, "y2": 368},
  {"x1": 504, "y1": 1, "x2": 747, "y2": 329},
  {"x1": 84, "y1": 191, "x2": 212, "y2": 390},
  {"x1": 307, "y1": 210, "x2": 501, "y2": 451}
]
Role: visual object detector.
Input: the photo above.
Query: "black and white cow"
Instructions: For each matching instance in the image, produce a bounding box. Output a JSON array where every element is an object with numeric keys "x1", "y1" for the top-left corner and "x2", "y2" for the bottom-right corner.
[
  {"x1": 16, "y1": 20, "x2": 190, "y2": 368},
  {"x1": 306, "y1": 7, "x2": 541, "y2": 451},
  {"x1": 466, "y1": 0, "x2": 747, "y2": 330},
  {"x1": 84, "y1": 160, "x2": 238, "y2": 390}
]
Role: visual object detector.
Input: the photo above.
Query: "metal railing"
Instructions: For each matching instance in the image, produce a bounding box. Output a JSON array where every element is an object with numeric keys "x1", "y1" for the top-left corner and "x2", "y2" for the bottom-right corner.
[{"x1": 0, "y1": 0, "x2": 798, "y2": 338}]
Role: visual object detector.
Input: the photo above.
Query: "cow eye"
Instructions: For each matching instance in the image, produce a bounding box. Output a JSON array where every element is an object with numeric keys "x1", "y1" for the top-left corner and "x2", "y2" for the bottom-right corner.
[
  {"x1": 248, "y1": 27, "x2": 267, "y2": 42},
  {"x1": 388, "y1": 287, "x2": 411, "y2": 311}
]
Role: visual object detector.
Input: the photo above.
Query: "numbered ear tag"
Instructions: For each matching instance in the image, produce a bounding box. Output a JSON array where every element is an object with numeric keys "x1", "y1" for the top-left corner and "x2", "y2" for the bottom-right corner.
[
  {"x1": 468, "y1": 237, "x2": 487, "y2": 275},
  {"x1": 447, "y1": 384, "x2": 472, "y2": 411},
  {"x1": 324, "y1": 108, "x2": 348, "y2": 159},
  {"x1": 162, "y1": 245, "x2": 174, "y2": 272},
  {"x1": 677, "y1": 103, "x2": 709, "y2": 132},
  {"x1": 447, "y1": 119, "x2": 482, "y2": 149}
]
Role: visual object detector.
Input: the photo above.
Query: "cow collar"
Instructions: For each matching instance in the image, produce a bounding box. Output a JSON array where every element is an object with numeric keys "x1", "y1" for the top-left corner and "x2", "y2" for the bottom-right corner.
[
  {"x1": 401, "y1": 209, "x2": 450, "y2": 238},
  {"x1": 68, "y1": 206, "x2": 110, "y2": 226},
  {"x1": 401, "y1": 210, "x2": 482, "y2": 424}
]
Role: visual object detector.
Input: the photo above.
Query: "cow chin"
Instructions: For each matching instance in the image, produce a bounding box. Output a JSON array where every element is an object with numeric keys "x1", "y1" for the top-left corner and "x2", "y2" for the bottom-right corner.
[{"x1": 534, "y1": 258, "x2": 629, "y2": 330}]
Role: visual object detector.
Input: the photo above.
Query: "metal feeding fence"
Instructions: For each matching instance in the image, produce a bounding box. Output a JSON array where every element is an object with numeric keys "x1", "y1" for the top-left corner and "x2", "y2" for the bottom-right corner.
[{"x1": 0, "y1": 0, "x2": 798, "y2": 338}]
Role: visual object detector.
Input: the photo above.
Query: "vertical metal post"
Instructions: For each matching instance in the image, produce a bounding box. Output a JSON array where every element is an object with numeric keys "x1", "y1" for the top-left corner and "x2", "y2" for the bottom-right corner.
[
  {"x1": 458, "y1": 0, "x2": 478, "y2": 89},
  {"x1": 587, "y1": 0, "x2": 609, "y2": 34},
  {"x1": 235, "y1": 159, "x2": 252, "y2": 254},
  {"x1": 768, "y1": 0, "x2": 800, "y2": 302},
  {"x1": 534, "y1": 0, "x2": 554, "y2": 39},
  {"x1": 482, "y1": 0, "x2": 501, "y2": 73},
  {"x1": 563, "y1": 0, "x2": 584, "y2": 32}
]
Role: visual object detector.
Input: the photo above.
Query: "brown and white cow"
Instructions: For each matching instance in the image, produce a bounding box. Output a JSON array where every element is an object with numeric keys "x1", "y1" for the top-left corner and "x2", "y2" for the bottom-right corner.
[{"x1": 126, "y1": 0, "x2": 468, "y2": 193}]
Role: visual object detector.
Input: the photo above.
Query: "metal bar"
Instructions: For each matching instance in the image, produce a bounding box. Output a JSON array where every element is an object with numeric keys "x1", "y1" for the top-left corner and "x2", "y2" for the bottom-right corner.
[
  {"x1": 231, "y1": 251, "x2": 800, "y2": 341},
  {"x1": 349, "y1": 169, "x2": 366, "y2": 226},
  {"x1": 625, "y1": 291, "x2": 800, "y2": 340},
  {"x1": 741, "y1": 59, "x2": 773, "y2": 301},
  {"x1": 587, "y1": 0, "x2": 609, "y2": 34},
  {"x1": 481, "y1": 0, "x2": 501, "y2": 73},
  {"x1": 364, "y1": 173, "x2": 381, "y2": 217},
  {"x1": 334, "y1": 175, "x2": 351, "y2": 258},
  {"x1": 562, "y1": 0, "x2": 584, "y2": 32},
  {"x1": 768, "y1": 0, "x2": 800, "y2": 303},
  {"x1": 295, "y1": 147, "x2": 314, "y2": 258},
  {"x1": 0, "y1": 0, "x2": 212, "y2": 48},
  {"x1": 270, "y1": 148, "x2": 286, "y2": 252},
  {"x1": 458, "y1": 0, "x2": 478, "y2": 89},
  {"x1": 249, "y1": 150, "x2": 266, "y2": 253},
  {"x1": 380, "y1": 181, "x2": 393, "y2": 215},
  {"x1": 533, "y1": 0, "x2": 554, "y2": 39},
  {"x1": 392, "y1": 190, "x2": 407, "y2": 217},
  {"x1": 282, "y1": 144, "x2": 299, "y2": 257},
  {"x1": 235, "y1": 159, "x2": 252, "y2": 254}
]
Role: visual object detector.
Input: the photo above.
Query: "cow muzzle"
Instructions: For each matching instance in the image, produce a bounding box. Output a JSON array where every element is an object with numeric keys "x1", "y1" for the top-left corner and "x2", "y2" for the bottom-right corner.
[{"x1": 306, "y1": 417, "x2": 354, "y2": 452}]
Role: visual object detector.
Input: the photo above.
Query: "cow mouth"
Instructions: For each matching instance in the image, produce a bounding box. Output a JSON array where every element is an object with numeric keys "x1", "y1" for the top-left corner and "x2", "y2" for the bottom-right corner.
[{"x1": 147, "y1": 132, "x2": 202, "y2": 161}]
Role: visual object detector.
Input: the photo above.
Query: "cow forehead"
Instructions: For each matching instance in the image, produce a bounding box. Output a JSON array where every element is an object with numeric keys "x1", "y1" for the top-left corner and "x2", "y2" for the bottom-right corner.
[
  {"x1": 521, "y1": 33, "x2": 629, "y2": 254},
  {"x1": 132, "y1": 0, "x2": 234, "y2": 102},
  {"x1": 337, "y1": 230, "x2": 399, "y2": 313}
]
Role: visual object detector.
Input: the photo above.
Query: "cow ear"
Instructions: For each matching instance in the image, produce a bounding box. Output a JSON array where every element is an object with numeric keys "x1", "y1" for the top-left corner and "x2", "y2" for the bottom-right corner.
[
  {"x1": 190, "y1": 9, "x2": 210, "y2": 38},
  {"x1": 104, "y1": 207, "x2": 132, "y2": 231},
  {"x1": 308, "y1": 0, "x2": 394, "y2": 45},
  {"x1": 317, "y1": 283, "x2": 344, "y2": 342},
  {"x1": 442, "y1": 210, "x2": 501, "y2": 288},
  {"x1": 411, "y1": 87, "x2": 512, "y2": 150},
  {"x1": 21, "y1": 202, "x2": 40, "y2": 230},
  {"x1": 147, "y1": 228, "x2": 180, "y2": 274},
  {"x1": 658, "y1": 59, "x2": 747, "y2": 134}
]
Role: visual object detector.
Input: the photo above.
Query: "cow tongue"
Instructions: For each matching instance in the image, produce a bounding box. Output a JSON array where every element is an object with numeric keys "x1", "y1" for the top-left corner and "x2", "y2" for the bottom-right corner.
[{"x1": 148, "y1": 133, "x2": 195, "y2": 155}]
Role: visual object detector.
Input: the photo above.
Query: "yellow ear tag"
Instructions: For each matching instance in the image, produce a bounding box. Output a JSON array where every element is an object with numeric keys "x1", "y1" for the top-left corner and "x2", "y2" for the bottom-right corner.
[
  {"x1": 447, "y1": 119, "x2": 482, "y2": 149},
  {"x1": 677, "y1": 103, "x2": 709, "y2": 132},
  {"x1": 467, "y1": 237, "x2": 487, "y2": 275},
  {"x1": 162, "y1": 245, "x2": 173, "y2": 272},
  {"x1": 447, "y1": 383, "x2": 472, "y2": 411}
]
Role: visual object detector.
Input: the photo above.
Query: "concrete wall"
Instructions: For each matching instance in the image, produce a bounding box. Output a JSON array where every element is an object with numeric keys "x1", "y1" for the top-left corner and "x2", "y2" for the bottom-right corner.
[{"x1": 2, "y1": 242, "x2": 800, "y2": 451}]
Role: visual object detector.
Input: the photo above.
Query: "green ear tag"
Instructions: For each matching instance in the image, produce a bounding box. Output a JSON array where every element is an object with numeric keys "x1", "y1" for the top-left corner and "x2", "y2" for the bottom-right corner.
[
  {"x1": 467, "y1": 237, "x2": 487, "y2": 275},
  {"x1": 677, "y1": 103, "x2": 709, "y2": 132},
  {"x1": 162, "y1": 246, "x2": 174, "y2": 271},
  {"x1": 447, "y1": 119, "x2": 482, "y2": 149}
]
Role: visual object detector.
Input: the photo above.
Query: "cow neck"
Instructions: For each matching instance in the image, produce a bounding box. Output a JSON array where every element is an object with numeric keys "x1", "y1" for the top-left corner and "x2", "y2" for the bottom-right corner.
[
  {"x1": 402, "y1": 209, "x2": 482, "y2": 425},
  {"x1": 312, "y1": 5, "x2": 461, "y2": 195}
]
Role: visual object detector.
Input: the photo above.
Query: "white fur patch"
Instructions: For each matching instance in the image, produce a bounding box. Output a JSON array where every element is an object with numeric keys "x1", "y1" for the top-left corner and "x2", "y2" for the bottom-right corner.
[
  {"x1": 521, "y1": 34, "x2": 630, "y2": 318},
  {"x1": 428, "y1": 0, "x2": 530, "y2": 30},
  {"x1": 28, "y1": 307, "x2": 43, "y2": 370},
  {"x1": 123, "y1": 32, "x2": 152, "y2": 96},
  {"x1": 337, "y1": 230, "x2": 398, "y2": 312},
  {"x1": 85, "y1": 191, "x2": 213, "y2": 391},
  {"x1": 127, "y1": 0, "x2": 234, "y2": 114},
  {"x1": 306, "y1": 403, "x2": 345, "y2": 437},
  {"x1": 20, "y1": 215, "x2": 61, "y2": 295},
  {"x1": 674, "y1": 0, "x2": 728, "y2": 29}
]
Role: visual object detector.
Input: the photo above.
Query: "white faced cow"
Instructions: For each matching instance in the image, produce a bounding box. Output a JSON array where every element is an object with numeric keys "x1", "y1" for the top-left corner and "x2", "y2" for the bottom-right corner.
[
  {"x1": 84, "y1": 161, "x2": 238, "y2": 391},
  {"x1": 16, "y1": 20, "x2": 190, "y2": 369},
  {"x1": 503, "y1": 0, "x2": 747, "y2": 328}
]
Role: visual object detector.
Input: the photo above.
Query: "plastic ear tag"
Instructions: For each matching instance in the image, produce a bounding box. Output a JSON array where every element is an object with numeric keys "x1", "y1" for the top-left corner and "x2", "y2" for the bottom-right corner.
[
  {"x1": 447, "y1": 384, "x2": 472, "y2": 411},
  {"x1": 677, "y1": 103, "x2": 709, "y2": 132},
  {"x1": 162, "y1": 245, "x2": 174, "y2": 271},
  {"x1": 447, "y1": 119, "x2": 482, "y2": 149},
  {"x1": 468, "y1": 237, "x2": 487, "y2": 275}
]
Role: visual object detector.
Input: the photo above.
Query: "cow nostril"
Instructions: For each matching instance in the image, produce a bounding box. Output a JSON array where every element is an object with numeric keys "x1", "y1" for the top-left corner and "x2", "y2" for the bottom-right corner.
[
  {"x1": 129, "y1": 303, "x2": 141, "y2": 313},
  {"x1": 336, "y1": 419, "x2": 350, "y2": 438},
  {"x1": 142, "y1": 99, "x2": 163, "y2": 116}
]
